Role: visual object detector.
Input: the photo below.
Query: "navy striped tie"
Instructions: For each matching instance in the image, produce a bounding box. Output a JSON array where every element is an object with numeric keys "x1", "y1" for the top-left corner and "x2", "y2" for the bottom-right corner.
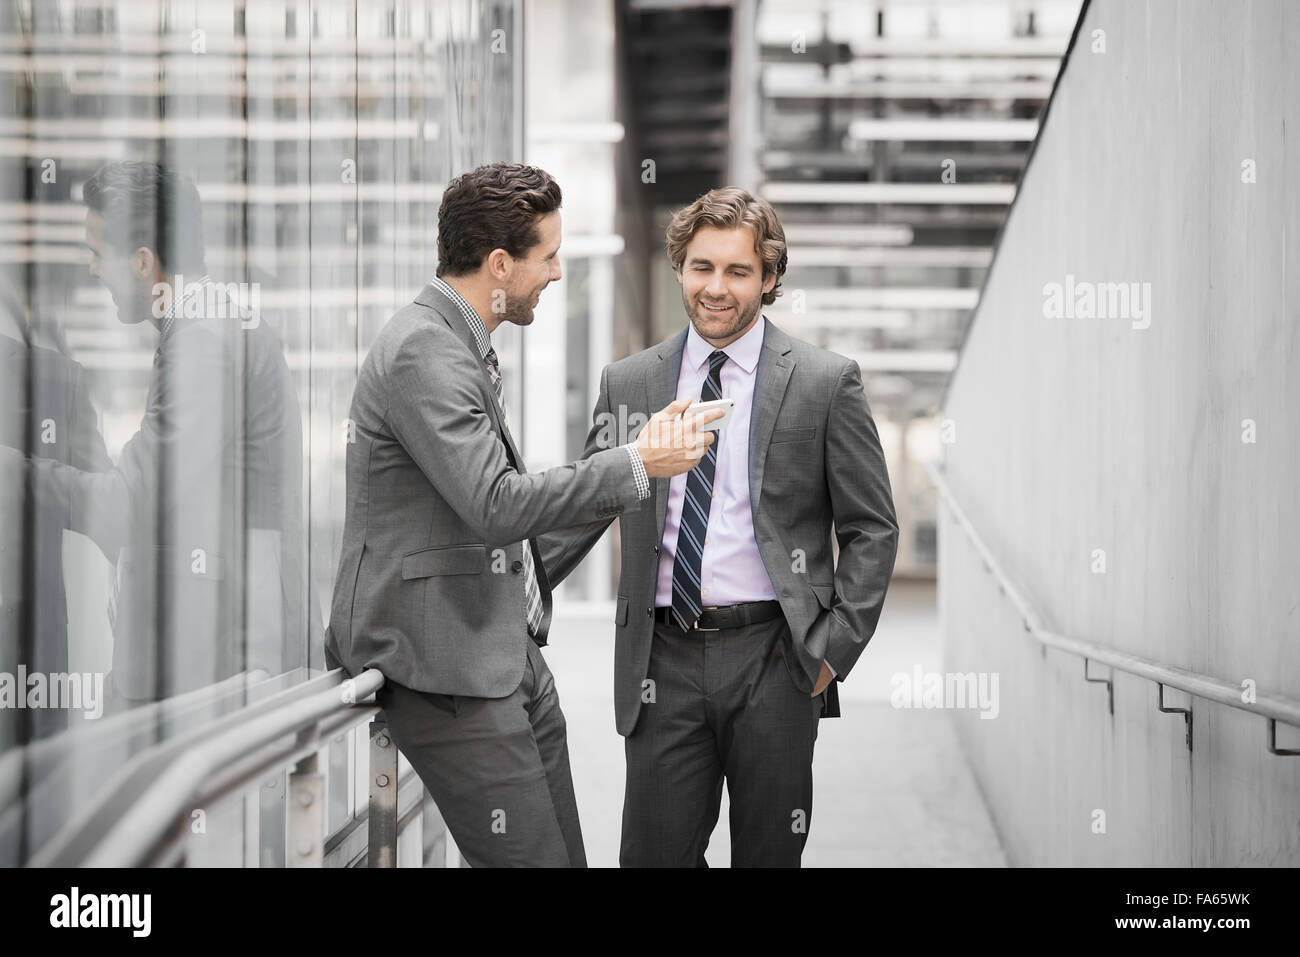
[
  {"x1": 484, "y1": 346, "x2": 545, "y2": 638},
  {"x1": 670, "y1": 349, "x2": 728, "y2": 631}
]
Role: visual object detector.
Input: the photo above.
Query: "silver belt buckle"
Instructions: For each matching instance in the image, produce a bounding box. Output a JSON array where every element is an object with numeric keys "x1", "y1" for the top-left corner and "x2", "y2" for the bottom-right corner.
[{"x1": 693, "y1": 606, "x2": 722, "y2": 632}]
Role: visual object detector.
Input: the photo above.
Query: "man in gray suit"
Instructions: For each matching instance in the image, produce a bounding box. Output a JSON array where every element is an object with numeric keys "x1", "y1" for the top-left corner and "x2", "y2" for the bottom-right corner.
[
  {"x1": 541, "y1": 187, "x2": 899, "y2": 866},
  {"x1": 2, "y1": 162, "x2": 310, "y2": 712},
  {"x1": 324, "y1": 163, "x2": 719, "y2": 868}
]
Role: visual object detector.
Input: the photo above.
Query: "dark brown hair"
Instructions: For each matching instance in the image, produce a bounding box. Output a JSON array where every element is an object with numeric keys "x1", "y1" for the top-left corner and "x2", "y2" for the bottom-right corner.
[
  {"x1": 436, "y1": 163, "x2": 562, "y2": 277},
  {"x1": 83, "y1": 161, "x2": 206, "y2": 274},
  {"x1": 665, "y1": 187, "x2": 787, "y2": 305}
]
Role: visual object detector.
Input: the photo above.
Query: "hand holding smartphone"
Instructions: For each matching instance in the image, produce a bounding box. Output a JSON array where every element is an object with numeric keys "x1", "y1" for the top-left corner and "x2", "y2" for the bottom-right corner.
[{"x1": 676, "y1": 397, "x2": 735, "y2": 431}]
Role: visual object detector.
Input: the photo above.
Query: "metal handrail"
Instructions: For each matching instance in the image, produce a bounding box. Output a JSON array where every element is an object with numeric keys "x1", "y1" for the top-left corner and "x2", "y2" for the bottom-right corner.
[
  {"x1": 927, "y1": 462, "x2": 1300, "y2": 752},
  {"x1": 25, "y1": 667, "x2": 363, "y2": 866},
  {"x1": 27, "y1": 667, "x2": 390, "y2": 867},
  {"x1": 14, "y1": 665, "x2": 338, "y2": 868},
  {"x1": 85, "y1": 668, "x2": 385, "y2": 867},
  {"x1": 148, "y1": 700, "x2": 385, "y2": 867},
  {"x1": 3, "y1": 667, "x2": 309, "y2": 826}
]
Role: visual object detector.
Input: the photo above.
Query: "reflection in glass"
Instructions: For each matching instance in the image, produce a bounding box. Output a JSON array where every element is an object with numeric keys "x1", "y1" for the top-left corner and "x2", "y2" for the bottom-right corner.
[{"x1": 0, "y1": 0, "x2": 521, "y2": 866}]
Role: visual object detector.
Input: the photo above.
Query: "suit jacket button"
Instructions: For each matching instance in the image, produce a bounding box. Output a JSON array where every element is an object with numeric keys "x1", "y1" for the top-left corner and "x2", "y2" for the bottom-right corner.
[
  {"x1": 652, "y1": 544, "x2": 660, "y2": 554},
  {"x1": 511, "y1": 560, "x2": 523, "y2": 572},
  {"x1": 646, "y1": 607, "x2": 653, "y2": 617}
]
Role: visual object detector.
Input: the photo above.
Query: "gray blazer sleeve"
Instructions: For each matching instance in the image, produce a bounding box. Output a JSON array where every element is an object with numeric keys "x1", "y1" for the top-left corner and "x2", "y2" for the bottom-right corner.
[
  {"x1": 811, "y1": 360, "x2": 899, "y2": 678},
  {"x1": 387, "y1": 324, "x2": 639, "y2": 545}
]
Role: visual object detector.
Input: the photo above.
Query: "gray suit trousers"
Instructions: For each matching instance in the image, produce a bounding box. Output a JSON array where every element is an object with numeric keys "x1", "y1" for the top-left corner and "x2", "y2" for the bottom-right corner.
[
  {"x1": 377, "y1": 640, "x2": 585, "y2": 867},
  {"x1": 620, "y1": 614, "x2": 822, "y2": 867}
]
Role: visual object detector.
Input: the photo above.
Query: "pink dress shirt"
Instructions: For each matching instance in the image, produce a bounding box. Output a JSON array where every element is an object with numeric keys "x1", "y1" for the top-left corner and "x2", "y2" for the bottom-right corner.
[{"x1": 654, "y1": 317, "x2": 779, "y2": 607}]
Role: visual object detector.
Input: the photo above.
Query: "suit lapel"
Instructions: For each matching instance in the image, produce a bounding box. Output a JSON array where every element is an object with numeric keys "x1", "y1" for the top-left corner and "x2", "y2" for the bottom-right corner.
[
  {"x1": 648, "y1": 327, "x2": 689, "y2": 543},
  {"x1": 749, "y1": 317, "x2": 795, "y2": 515},
  {"x1": 414, "y1": 282, "x2": 527, "y2": 469}
]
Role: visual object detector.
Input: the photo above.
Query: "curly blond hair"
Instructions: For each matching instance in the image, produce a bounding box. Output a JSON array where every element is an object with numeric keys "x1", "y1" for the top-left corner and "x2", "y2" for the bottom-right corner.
[{"x1": 665, "y1": 187, "x2": 787, "y2": 305}]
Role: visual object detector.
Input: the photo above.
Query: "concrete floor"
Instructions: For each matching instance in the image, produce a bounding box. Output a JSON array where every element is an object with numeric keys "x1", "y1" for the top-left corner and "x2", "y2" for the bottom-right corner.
[{"x1": 542, "y1": 579, "x2": 1008, "y2": 867}]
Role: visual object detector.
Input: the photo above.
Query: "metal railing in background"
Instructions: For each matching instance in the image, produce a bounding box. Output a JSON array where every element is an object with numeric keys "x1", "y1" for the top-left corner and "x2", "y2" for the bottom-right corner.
[
  {"x1": 18, "y1": 668, "x2": 443, "y2": 867},
  {"x1": 927, "y1": 463, "x2": 1300, "y2": 756},
  {"x1": 1, "y1": 668, "x2": 279, "y2": 864}
]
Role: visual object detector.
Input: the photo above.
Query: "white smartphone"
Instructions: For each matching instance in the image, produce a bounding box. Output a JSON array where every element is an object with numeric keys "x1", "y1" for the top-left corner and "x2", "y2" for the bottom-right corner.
[{"x1": 678, "y1": 397, "x2": 735, "y2": 431}]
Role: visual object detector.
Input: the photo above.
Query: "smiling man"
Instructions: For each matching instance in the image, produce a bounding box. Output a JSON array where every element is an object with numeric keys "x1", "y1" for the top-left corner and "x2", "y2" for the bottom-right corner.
[
  {"x1": 325, "y1": 162, "x2": 721, "y2": 868},
  {"x1": 539, "y1": 186, "x2": 899, "y2": 866}
]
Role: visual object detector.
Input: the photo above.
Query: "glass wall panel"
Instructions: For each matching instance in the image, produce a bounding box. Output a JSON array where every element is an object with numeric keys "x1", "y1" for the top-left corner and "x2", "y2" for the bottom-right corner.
[{"x1": 0, "y1": 0, "x2": 521, "y2": 865}]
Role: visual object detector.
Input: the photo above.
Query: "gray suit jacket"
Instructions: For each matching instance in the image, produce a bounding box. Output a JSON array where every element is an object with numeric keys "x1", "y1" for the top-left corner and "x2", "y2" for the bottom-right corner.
[
  {"x1": 325, "y1": 282, "x2": 641, "y2": 698},
  {"x1": 540, "y1": 318, "x2": 899, "y2": 736}
]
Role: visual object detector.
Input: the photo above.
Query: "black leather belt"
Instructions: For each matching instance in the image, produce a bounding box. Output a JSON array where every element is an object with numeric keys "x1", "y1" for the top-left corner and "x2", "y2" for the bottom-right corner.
[{"x1": 654, "y1": 600, "x2": 783, "y2": 632}]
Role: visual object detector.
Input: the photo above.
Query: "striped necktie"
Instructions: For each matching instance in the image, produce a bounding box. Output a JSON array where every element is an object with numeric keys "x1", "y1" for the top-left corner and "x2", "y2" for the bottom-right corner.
[
  {"x1": 484, "y1": 347, "x2": 545, "y2": 638},
  {"x1": 670, "y1": 349, "x2": 728, "y2": 631}
]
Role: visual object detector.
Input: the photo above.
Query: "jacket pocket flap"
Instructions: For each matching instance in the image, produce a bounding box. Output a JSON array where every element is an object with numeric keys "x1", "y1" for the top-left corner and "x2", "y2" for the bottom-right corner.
[
  {"x1": 771, "y1": 427, "x2": 815, "y2": 444},
  {"x1": 401, "y1": 544, "x2": 486, "y2": 579}
]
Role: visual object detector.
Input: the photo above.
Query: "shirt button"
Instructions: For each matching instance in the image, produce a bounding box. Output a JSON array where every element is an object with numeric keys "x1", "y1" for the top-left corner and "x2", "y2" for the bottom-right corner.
[
  {"x1": 704, "y1": 536, "x2": 709, "y2": 545},
  {"x1": 702, "y1": 588, "x2": 710, "y2": 597}
]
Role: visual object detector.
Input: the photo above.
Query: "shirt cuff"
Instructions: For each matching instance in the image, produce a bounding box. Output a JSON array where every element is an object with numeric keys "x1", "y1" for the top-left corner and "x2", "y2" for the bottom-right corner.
[
  {"x1": 624, "y1": 444, "x2": 651, "y2": 501},
  {"x1": 825, "y1": 660, "x2": 838, "y2": 679}
]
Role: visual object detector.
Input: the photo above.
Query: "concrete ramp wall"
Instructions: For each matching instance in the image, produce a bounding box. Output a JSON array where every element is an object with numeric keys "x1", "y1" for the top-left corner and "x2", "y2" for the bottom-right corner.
[{"x1": 938, "y1": 0, "x2": 1300, "y2": 866}]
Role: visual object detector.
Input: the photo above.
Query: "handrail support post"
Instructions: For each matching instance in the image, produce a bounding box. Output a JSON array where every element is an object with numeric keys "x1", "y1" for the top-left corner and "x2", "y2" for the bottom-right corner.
[
  {"x1": 1157, "y1": 682, "x2": 1193, "y2": 752},
  {"x1": 1267, "y1": 719, "x2": 1300, "y2": 756},
  {"x1": 368, "y1": 715, "x2": 398, "y2": 868},
  {"x1": 288, "y1": 736, "x2": 324, "y2": 867},
  {"x1": 1083, "y1": 657, "x2": 1114, "y2": 716}
]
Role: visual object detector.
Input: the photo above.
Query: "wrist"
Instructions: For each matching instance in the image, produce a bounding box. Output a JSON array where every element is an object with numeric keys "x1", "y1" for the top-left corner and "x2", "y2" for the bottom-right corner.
[{"x1": 623, "y1": 444, "x2": 651, "y2": 500}]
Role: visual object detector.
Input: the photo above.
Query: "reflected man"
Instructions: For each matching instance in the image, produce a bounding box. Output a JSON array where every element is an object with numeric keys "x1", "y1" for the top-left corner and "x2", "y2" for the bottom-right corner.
[{"x1": 3, "y1": 161, "x2": 311, "y2": 712}]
